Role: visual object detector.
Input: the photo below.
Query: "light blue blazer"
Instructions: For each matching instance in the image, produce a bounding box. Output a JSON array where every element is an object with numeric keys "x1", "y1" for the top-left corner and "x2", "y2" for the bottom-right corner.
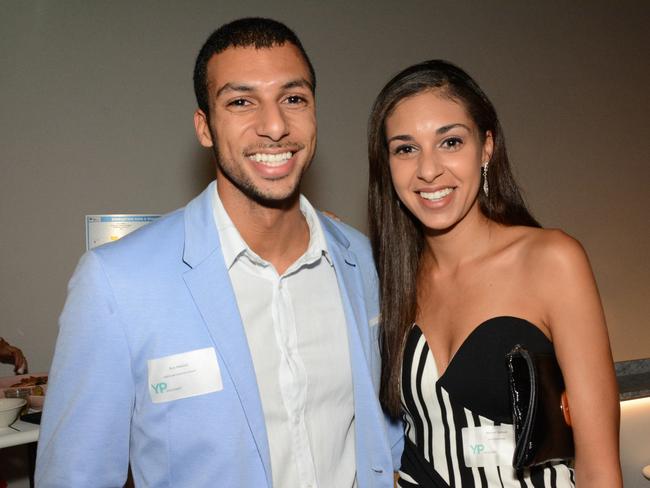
[{"x1": 36, "y1": 184, "x2": 403, "y2": 487}]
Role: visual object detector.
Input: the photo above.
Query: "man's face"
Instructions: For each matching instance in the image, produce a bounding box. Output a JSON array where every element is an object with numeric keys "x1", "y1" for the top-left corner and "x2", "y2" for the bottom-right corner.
[{"x1": 194, "y1": 43, "x2": 316, "y2": 206}]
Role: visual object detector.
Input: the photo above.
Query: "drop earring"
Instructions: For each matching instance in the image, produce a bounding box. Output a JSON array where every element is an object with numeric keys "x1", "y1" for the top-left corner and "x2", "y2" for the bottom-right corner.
[{"x1": 482, "y1": 163, "x2": 489, "y2": 196}]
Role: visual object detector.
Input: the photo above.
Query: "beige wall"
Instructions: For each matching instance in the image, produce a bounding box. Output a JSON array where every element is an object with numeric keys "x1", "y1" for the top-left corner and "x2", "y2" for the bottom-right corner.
[{"x1": 1, "y1": 0, "x2": 648, "y2": 375}]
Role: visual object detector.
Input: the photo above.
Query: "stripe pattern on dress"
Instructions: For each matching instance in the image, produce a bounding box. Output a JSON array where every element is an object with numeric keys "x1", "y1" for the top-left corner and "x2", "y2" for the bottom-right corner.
[{"x1": 399, "y1": 325, "x2": 575, "y2": 487}]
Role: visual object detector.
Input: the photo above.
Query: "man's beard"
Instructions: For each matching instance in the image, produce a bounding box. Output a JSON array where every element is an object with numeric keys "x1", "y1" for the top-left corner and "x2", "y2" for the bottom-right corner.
[
  {"x1": 208, "y1": 123, "x2": 311, "y2": 208},
  {"x1": 212, "y1": 145, "x2": 304, "y2": 210}
]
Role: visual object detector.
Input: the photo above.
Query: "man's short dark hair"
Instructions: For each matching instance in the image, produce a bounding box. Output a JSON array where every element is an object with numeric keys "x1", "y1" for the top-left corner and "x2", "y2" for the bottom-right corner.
[{"x1": 193, "y1": 17, "x2": 316, "y2": 116}]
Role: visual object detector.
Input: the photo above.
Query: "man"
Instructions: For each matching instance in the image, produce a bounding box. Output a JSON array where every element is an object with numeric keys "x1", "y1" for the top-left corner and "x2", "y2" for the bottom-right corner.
[{"x1": 36, "y1": 17, "x2": 402, "y2": 487}]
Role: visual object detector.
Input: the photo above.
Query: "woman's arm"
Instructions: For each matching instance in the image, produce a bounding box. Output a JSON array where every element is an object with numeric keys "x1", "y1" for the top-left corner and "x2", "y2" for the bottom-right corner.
[{"x1": 537, "y1": 230, "x2": 622, "y2": 487}]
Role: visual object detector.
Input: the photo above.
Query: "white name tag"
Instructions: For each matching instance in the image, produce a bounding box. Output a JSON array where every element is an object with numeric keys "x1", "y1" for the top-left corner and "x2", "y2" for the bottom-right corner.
[
  {"x1": 461, "y1": 424, "x2": 515, "y2": 468},
  {"x1": 147, "y1": 347, "x2": 223, "y2": 403}
]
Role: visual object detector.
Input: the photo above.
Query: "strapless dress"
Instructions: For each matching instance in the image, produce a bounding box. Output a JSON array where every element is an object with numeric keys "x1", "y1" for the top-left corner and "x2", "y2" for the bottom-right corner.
[{"x1": 398, "y1": 316, "x2": 575, "y2": 488}]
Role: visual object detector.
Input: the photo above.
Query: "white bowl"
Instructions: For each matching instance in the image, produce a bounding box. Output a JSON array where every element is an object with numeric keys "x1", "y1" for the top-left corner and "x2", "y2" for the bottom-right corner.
[{"x1": 0, "y1": 398, "x2": 27, "y2": 427}]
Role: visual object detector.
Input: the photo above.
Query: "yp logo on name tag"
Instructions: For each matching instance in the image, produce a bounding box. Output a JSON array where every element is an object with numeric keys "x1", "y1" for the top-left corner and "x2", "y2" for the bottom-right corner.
[
  {"x1": 147, "y1": 347, "x2": 223, "y2": 403},
  {"x1": 461, "y1": 424, "x2": 515, "y2": 468}
]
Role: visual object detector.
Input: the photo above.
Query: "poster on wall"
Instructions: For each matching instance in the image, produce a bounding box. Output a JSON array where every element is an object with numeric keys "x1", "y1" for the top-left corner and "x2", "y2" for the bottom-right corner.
[{"x1": 85, "y1": 214, "x2": 160, "y2": 250}]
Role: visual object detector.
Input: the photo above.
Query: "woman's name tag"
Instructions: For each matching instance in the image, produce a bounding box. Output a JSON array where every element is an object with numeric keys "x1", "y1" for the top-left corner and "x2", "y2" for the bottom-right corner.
[{"x1": 461, "y1": 425, "x2": 515, "y2": 468}]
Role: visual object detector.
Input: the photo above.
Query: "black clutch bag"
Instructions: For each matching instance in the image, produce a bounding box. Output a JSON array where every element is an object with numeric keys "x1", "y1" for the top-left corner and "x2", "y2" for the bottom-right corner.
[{"x1": 505, "y1": 344, "x2": 574, "y2": 469}]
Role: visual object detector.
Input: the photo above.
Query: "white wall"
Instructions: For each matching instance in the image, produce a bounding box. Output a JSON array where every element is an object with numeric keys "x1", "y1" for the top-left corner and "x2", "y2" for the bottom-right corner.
[{"x1": 620, "y1": 398, "x2": 650, "y2": 487}]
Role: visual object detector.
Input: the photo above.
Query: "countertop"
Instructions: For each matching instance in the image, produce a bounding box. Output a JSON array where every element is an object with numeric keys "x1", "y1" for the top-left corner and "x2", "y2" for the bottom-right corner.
[{"x1": 615, "y1": 358, "x2": 650, "y2": 401}]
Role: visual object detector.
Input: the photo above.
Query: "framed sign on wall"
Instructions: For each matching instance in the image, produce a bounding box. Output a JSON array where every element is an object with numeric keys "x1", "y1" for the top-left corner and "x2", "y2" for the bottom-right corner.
[{"x1": 85, "y1": 214, "x2": 160, "y2": 250}]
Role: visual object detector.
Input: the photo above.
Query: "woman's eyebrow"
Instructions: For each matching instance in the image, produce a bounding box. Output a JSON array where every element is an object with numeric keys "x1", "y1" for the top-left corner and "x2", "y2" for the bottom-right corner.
[
  {"x1": 387, "y1": 134, "x2": 414, "y2": 144},
  {"x1": 387, "y1": 123, "x2": 471, "y2": 144},
  {"x1": 437, "y1": 123, "x2": 471, "y2": 134}
]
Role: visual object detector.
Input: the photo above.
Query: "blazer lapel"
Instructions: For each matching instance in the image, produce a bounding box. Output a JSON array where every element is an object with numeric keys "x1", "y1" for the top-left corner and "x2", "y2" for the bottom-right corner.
[
  {"x1": 322, "y1": 216, "x2": 394, "y2": 485},
  {"x1": 322, "y1": 219, "x2": 380, "y2": 482},
  {"x1": 181, "y1": 184, "x2": 272, "y2": 485},
  {"x1": 320, "y1": 216, "x2": 372, "y2": 362}
]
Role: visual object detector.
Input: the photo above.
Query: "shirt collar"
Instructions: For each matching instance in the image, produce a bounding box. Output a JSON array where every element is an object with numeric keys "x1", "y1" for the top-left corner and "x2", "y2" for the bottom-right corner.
[{"x1": 211, "y1": 183, "x2": 331, "y2": 271}]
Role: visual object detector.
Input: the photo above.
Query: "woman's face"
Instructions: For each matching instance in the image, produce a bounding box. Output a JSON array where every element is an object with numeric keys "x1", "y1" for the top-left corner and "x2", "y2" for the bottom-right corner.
[{"x1": 385, "y1": 90, "x2": 493, "y2": 233}]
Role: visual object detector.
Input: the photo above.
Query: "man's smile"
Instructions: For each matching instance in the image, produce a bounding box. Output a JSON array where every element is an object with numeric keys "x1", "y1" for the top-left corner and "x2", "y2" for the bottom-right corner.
[{"x1": 247, "y1": 151, "x2": 294, "y2": 166}]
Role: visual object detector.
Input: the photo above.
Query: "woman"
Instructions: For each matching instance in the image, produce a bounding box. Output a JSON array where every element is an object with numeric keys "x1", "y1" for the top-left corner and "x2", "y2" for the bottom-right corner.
[{"x1": 368, "y1": 60, "x2": 621, "y2": 487}]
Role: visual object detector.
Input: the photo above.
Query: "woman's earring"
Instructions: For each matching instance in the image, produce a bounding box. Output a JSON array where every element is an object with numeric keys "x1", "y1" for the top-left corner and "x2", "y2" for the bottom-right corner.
[{"x1": 482, "y1": 163, "x2": 489, "y2": 196}]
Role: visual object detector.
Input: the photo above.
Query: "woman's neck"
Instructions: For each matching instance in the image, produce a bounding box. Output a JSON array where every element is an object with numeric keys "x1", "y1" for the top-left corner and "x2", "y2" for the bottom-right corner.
[{"x1": 422, "y1": 207, "x2": 496, "y2": 274}]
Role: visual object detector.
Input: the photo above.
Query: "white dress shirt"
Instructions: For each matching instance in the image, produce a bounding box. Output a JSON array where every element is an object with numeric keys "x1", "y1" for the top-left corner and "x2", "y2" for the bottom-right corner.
[{"x1": 212, "y1": 186, "x2": 357, "y2": 488}]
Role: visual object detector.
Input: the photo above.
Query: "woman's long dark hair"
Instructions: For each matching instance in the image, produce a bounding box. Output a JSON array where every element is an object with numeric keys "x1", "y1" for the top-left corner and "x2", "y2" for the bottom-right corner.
[{"x1": 368, "y1": 60, "x2": 541, "y2": 417}]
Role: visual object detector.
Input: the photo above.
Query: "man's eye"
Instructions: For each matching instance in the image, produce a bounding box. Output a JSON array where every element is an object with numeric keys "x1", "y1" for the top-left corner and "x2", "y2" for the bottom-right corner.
[
  {"x1": 227, "y1": 99, "x2": 250, "y2": 107},
  {"x1": 285, "y1": 95, "x2": 306, "y2": 104}
]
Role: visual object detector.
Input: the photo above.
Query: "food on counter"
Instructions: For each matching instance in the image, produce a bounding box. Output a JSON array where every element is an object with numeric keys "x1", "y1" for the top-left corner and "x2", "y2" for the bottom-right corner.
[{"x1": 10, "y1": 375, "x2": 48, "y2": 388}]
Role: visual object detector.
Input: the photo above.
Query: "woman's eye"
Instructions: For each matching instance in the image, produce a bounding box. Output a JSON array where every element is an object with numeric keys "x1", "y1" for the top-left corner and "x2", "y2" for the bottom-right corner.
[
  {"x1": 393, "y1": 145, "x2": 416, "y2": 155},
  {"x1": 441, "y1": 137, "x2": 463, "y2": 149}
]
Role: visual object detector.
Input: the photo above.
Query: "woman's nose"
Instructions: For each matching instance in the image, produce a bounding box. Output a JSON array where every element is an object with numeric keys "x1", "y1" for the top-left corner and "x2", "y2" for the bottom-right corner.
[{"x1": 416, "y1": 152, "x2": 443, "y2": 182}]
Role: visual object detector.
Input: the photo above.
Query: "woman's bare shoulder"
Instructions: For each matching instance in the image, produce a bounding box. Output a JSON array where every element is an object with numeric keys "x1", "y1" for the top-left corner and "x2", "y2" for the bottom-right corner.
[
  {"x1": 490, "y1": 226, "x2": 593, "y2": 291},
  {"x1": 504, "y1": 227, "x2": 597, "y2": 310},
  {"x1": 503, "y1": 226, "x2": 587, "y2": 268}
]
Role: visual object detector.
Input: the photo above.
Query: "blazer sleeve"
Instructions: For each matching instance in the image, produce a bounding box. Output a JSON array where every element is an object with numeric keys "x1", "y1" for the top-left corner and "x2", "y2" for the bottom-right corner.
[
  {"x1": 36, "y1": 251, "x2": 134, "y2": 487},
  {"x1": 388, "y1": 414, "x2": 405, "y2": 471}
]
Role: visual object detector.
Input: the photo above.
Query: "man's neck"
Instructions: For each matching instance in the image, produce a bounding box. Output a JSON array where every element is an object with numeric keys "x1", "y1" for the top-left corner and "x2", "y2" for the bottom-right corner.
[{"x1": 217, "y1": 181, "x2": 311, "y2": 275}]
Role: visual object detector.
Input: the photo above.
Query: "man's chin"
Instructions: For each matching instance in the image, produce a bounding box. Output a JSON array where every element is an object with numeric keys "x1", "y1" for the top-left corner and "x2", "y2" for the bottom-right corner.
[
  {"x1": 228, "y1": 174, "x2": 301, "y2": 209},
  {"x1": 249, "y1": 186, "x2": 301, "y2": 209},
  {"x1": 216, "y1": 159, "x2": 304, "y2": 210}
]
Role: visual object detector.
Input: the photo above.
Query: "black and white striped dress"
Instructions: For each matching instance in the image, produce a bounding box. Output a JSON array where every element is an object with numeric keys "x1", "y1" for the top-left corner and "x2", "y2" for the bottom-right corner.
[{"x1": 398, "y1": 316, "x2": 575, "y2": 488}]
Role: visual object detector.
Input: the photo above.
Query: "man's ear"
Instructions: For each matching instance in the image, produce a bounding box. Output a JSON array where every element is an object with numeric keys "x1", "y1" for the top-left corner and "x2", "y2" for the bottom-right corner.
[{"x1": 194, "y1": 109, "x2": 214, "y2": 147}]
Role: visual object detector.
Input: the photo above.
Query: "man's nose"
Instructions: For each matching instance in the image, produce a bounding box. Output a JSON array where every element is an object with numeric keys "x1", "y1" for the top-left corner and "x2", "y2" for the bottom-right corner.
[{"x1": 256, "y1": 103, "x2": 289, "y2": 141}]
